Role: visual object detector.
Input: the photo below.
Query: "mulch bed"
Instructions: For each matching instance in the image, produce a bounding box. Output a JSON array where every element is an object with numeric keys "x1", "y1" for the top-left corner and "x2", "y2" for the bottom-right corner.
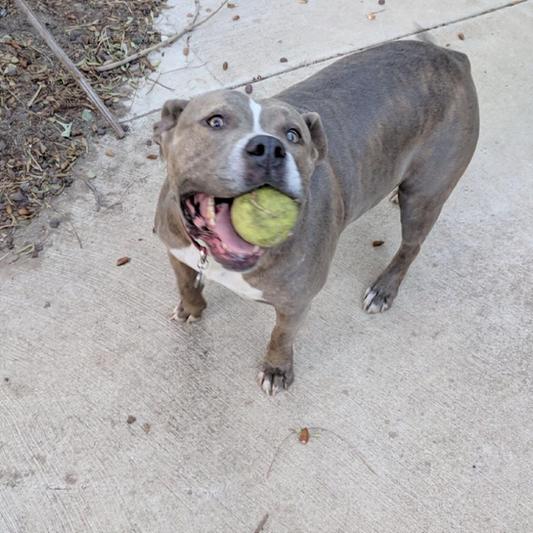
[{"x1": 0, "y1": 0, "x2": 167, "y2": 251}]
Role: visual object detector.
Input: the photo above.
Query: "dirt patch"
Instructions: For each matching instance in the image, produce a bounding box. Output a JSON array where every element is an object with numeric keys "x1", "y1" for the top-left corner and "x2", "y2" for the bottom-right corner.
[{"x1": 0, "y1": 0, "x2": 167, "y2": 251}]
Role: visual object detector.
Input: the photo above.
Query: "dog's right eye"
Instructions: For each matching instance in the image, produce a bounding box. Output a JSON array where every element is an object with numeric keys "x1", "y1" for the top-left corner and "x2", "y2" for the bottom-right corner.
[{"x1": 207, "y1": 115, "x2": 224, "y2": 129}]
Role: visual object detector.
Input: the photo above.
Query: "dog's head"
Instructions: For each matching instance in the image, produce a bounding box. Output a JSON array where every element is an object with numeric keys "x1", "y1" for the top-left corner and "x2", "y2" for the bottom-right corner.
[{"x1": 154, "y1": 89, "x2": 327, "y2": 271}]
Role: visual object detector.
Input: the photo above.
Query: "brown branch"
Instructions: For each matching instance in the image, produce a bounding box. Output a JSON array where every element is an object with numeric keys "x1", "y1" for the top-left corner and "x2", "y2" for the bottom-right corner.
[
  {"x1": 95, "y1": 0, "x2": 228, "y2": 73},
  {"x1": 13, "y1": 0, "x2": 126, "y2": 139}
]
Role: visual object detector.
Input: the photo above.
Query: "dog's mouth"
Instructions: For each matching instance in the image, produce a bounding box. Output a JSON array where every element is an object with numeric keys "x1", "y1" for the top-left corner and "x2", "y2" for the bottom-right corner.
[{"x1": 180, "y1": 192, "x2": 264, "y2": 271}]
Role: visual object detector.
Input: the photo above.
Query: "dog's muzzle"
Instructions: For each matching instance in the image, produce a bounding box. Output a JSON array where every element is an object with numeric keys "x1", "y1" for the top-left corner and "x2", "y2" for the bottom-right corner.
[{"x1": 243, "y1": 135, "x2": 291, "y2": 192}]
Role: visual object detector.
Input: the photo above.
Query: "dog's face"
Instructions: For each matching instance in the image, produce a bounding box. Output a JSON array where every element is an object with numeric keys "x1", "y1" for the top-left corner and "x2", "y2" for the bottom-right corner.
[{"x1": 154, "y1": 89, "x2": 327, "y2": 271}]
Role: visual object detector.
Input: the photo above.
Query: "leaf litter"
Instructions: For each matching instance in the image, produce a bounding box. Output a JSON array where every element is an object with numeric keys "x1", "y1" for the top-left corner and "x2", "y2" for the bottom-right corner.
[{"x1": 0, "y1": 0, "x2": 168, "y2": 251}]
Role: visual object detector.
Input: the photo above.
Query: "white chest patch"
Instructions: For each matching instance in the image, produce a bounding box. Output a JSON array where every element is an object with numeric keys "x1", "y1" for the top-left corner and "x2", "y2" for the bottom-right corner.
[{"x1": 170, "y1": 246, "x2": 264, "y2": 301}]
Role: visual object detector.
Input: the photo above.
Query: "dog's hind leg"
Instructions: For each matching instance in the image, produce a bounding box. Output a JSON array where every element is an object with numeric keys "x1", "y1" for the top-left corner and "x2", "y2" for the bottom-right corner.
[
  {"x1": 363, "y1": 182, "x2": 448, "y2": 314},
  {"x1": 363, "y1": 135, "x2": 476, "y2": 313}
]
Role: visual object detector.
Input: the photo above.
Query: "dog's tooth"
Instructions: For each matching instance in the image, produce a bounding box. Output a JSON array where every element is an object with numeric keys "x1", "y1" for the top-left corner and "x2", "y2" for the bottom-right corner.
[{"x1": 207, "y1": 197, "x2": 215, "y2": 225}]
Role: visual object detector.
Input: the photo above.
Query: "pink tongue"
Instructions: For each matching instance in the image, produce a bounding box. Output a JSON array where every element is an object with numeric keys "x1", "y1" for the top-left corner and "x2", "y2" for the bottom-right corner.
[
  {"x1": 196, "y1": 194, "x2": 256, "y2": 254},
  {"x1": 214, "y1": 203, "x2": 256, "y2": 254}
]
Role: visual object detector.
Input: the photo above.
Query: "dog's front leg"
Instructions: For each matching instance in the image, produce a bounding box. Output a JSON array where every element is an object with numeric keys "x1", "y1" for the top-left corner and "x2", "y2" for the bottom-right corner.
[
  {"x1": 257, "y1": 306, "x2": 308, "y2": 395},
  {"x1": 168, "y1": 252, "x2": 206, "y2": 322}
]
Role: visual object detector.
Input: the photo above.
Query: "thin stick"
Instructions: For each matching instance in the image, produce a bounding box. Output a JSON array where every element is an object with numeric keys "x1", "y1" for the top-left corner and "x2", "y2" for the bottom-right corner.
[
  {"x1": 84, "y1": 180, "x2": 105, "y2": 211},
  {"x1": 307, "y1": 426, "x2": 377, "y2": 476},
  {"x1": 266, "y1": 427, "x2": 377, "y2": 479},
  {"x1": 266, "y1": 430, "x2": 296, "y2": 479},
  {"x1": 13, "y1": 0, "x2": 126, "y2": 139},
  {"x1": 95, "y1": 0, "x2": 228, "y2": 72}
]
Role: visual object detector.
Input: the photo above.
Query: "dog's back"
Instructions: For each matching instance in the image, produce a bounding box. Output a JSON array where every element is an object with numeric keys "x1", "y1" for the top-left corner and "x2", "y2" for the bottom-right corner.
[{"x1": 277, "y1": 40, "x2": 479, "y2": 222}]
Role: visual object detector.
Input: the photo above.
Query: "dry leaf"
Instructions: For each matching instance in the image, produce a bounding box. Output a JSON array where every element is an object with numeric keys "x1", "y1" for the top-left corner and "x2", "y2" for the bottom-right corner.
[
  {"x1": 245, "y1": 84, "x2": 253, "y2": 94},
  {"x1": 367, "y1": 12, "x2": 376, "y2": 20},
  {"x1": 146, "y1": 154, "x2": 158, "y2": 160},
  {"x1": 232, "y1": 14, "x2": 240, "y2": 21},
  {"x1": 457, "y1": 32, "x2": 465, "y2": 40},
  {"x1": 223, "y1": 61, "x2": 229, "y2": 71},
  {"x1": 105, "y1": 148, "x2": 114, "y2": 157},
  {"x1": 116, "y1": 256, "x2": 130, "y2": 266},
  {"x1": 142, "y1": 422, "x2": 151, "y2": 434},
  {"x1": 372, "y1": 240, "x2": 385, "y2": 247},
  {"x1": 298, "y1": 0, "x2": 308, "y2": 4},
  {"x1": 183, "y1": 46, "x2": 190, "y2": 57},
  {"x1": 298, "y1": 427, "x2": 310, "y2": 444},
  {"x1": 227, "y1": 2, "x2": 237, "y2": 7},
  {"x1": 18, "y1": 207, "x2": 31, "y2": 216},
  {"x1": 126, "y1": 415, "x2": 136, "y2": 424}
]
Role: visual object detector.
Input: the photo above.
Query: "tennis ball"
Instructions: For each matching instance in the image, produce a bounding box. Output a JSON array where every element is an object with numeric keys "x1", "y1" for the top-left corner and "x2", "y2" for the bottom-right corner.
[{"x1": 231, "y1": 186, "x2": 299, "y2": 248}]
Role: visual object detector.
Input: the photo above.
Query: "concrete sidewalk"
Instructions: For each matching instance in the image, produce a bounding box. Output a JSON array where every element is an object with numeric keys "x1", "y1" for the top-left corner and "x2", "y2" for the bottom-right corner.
[{"x1": 1, "y1": 1, "x2": 532, "y2": 532}]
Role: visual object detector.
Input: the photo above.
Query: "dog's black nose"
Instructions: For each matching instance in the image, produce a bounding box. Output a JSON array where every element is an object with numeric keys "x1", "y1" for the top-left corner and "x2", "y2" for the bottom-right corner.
[{"x1": 245, "y1": 135, "x2": 285, "y2": 169}]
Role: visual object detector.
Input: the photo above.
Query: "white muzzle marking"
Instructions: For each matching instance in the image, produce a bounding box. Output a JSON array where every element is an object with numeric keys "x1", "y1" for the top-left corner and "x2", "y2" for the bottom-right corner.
[{"x1": 228, "y1": 98, "x2": 302, "y2": 196}]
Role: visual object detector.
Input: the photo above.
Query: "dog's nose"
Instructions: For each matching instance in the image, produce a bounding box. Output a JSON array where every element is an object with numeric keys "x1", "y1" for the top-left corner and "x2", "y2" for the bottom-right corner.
[{"x1": 245, "y1": 135, "x2": 286, "y2": 169}]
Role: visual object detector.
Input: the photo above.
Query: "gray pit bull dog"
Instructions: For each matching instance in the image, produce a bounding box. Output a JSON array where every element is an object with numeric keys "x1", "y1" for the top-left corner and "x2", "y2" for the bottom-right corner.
[{"x1": 154, "y1": 41, "x2": 479, "y2": 395}]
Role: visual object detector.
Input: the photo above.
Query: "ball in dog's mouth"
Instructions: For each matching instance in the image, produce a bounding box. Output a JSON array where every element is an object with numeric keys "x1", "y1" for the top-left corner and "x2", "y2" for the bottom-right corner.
[{"x1": 180, "y1": 192, "x2": 264, "y2": 271}]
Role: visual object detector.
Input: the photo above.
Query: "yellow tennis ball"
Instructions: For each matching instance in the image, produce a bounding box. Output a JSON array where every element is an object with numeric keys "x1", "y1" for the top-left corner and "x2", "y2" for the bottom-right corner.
[{"x1": 231, "y1": 186, "x2": 299, "y2": 247}]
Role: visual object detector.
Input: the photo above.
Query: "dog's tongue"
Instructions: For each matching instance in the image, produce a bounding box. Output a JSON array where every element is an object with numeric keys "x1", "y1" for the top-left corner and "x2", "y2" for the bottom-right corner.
[
  {"x1": 215, "y1": 203, "x2": 257, "y2": 254},
  {"x1": 197, "y1": 194, "x2": 256, "y2": 254}
]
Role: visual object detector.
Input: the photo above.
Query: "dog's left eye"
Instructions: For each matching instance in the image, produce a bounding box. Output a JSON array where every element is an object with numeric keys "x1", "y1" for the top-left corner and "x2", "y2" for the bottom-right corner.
[
  {"x1": 286, "y1": 128, "x2": 301, "y2": 143},
  {"x1": 207, "y1": 115, "x2": 224, "y2": 129}
]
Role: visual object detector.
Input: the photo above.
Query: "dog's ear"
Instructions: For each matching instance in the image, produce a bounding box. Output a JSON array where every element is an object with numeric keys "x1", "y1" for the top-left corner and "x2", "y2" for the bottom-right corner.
[
  {"x1": 153, "y1": 99, "x2": 189, "y2": 146},
  {"x1": 302, "y1": 111, "x2": 328, "y2": 161}
]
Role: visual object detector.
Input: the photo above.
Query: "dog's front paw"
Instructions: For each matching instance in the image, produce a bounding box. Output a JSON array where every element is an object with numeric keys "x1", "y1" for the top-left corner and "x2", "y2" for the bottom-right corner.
[
  {"x1": 257, "y1": 363, "x2": 294, "y2": 396},
  {"x1": 363, "y1": 286, "x2": 392, "y2": 314},
  {"x1": 170, "y1": 301, "x2": 203, "y2": 323}
]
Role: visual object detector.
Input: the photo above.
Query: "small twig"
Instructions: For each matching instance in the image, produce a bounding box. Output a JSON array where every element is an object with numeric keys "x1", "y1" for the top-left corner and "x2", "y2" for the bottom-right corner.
[
  {"x1": 253, "y1": 513, "x2": 269, "y2": 533},
  {"x1": 307, "y1": 426, "x2": 377, "y2": 476},
  {"x1": 146, "y1": 75, "x2": 174, "y2": 92},
  {"x1": 13, "y1": 0, "x2": 126, "y2": 139},
  {"x1": 13, "y1": 243, "x2": 35, "y2": 256},
  {"x1": 266, "y1": 429, "x2": 296, "y2": 479},
  {"x1": 27, "y1": 148, "x2": 43, "y2": 172},
  {"x1": 191, "y1": 0, "x2": 202, "y2": 27},
  {"x1": 163, "y1": 61, "x2": 207, "y2": 74},
  {"x1": 266, "y1": 426, "x2": 376, "y2": 479},
  {"x1": 69, "y1": 221, "x2": 83, "y2": 249},
  {"x1": 95, "y1": 0, "x2": 228, "y2": 72},
  {"x1": 27, "y1": 83, "x2": 44, "y2": 108},
  {"x1": 84, "y1": 179, "x2": 105, "y2": 211},
  {"x1": 0, "y1": 252, "x2": 11, "y2": 263}
]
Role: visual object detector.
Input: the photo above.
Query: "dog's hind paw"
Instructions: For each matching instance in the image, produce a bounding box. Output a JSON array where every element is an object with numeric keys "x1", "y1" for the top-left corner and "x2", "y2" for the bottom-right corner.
[
  {"x1": 257, "y1": 364, "x2": 294, "y2": 396},
  {"x1": 170, "y1": 302, "x2": 202, "y2": 323},
  {"x1": 363, "y1": 286, "x2": 392, "y2": 314}
]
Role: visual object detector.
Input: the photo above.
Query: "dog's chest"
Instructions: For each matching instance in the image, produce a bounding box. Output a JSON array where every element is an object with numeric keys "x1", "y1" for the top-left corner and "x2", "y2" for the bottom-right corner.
[{"x1": 169, "y1": 246, "x2": 264, "y2": 301}]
